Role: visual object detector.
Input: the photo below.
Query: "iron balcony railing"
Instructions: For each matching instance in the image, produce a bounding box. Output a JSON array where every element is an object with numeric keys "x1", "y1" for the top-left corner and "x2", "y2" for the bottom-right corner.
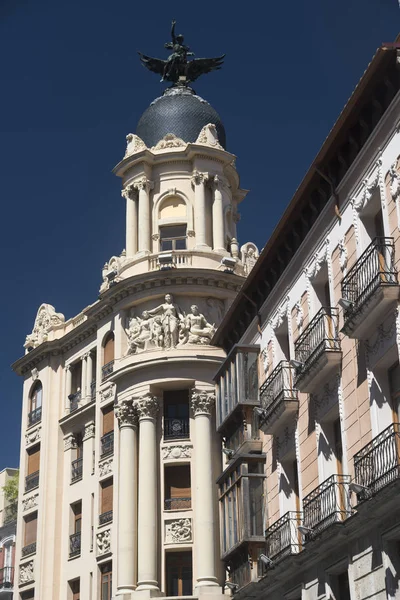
[
  {"x1": 354, "y1": 423, "x2": 400, "y2": 497},
  {"x1": 99, "y1": 510, "x2": 113, "y2": 525},
  {"x1": 91, "y1": 380, "x2": 96, "y2": 399},
  {"x1": 28, "y1": 406, "x2": 42, "y2": 427},
  {"x1": 265, "y1": 511, "x2": 302, "y2": 562},
  {"x1": 69, "y1": 531, "x2": 81, "y2": 557},
  {"x1": 164, "y1": 417, "x2": 190, "y2": 440},
  {"x1": 21, "y1": 541, "x2": 37, "y2": 557},
  {"x1": 341, "y1": 237, "x2": 398, "y2": 315},
  {"x1": 229, "y1": 550, "x2": 252, "y2": 589},
  {"x1": 102, "y1": 360, "x2": 114, "y2": 381},
  {"x1": 69, "y1": 390, "x2": 81, "y2": 412},
  {"x1": 303, "y1": 474, "x2": 351, "y2": 536},
  {"x1": 101, "y1": 431, "x2": 114, "y2": 457},
  {"x1": 25, "y1": 471, "x2": 39, "y2": 492},
  {"x1": 260, "y1": 361, "x2": 298, "y2": 418},
  {"x1": 71, "y1": 457, "x2": 83, "y2": 482},
  {"x1": 164, "y1": 497, "x2": 191, "y2": 511},
  {"x1": 0, "y1": 566, "x2": 14, "y2": 587},
  {"x1": 3, "y1": 503, "x2": 17, "y2": 524},
  {"x1": 294, "y1": 307, "x2": 340, "y2": 368}
]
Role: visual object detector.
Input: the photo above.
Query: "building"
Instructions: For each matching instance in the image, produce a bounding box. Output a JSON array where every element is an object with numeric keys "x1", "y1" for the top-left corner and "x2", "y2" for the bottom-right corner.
[
  {"x1": 0, "y1": 468, "x2": 19, "y2": 598},
  {"x1": 213, "y1": 41, "x2": 400, "y2": 599},
  {"x1": 11, "y1": 24, "x2": 259, "y2": 600}
]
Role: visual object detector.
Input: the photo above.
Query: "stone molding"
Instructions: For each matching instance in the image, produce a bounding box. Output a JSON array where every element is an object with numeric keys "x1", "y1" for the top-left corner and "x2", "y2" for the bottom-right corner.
[
  {"x1": 191, "y1": 170, "x2": 209, "y2": 187},
  {"x1": 64, "y1": 433, "x2": 77, "y2": 452},
  {"x1": 115, "y1": 399, "x2": 137, "y2": 428},
  {"x1": 25, "y1": 426, "x2": 41, "y2": 447},
  {"x1": 162, "y1": 444, "x2": 193, "y2": 460},
  {"x1": 338, "y1": 237, "x2": 348, "y2": 273},
  {"x1": 100, "y1": 383, "x2": 116, "y2": 404},
  {"x1": 136, "y1": 394, "x2": 159, "y2": 420},
  {"x1": 165, "y1": 518, "x2": 192, "y2": 544},
  {"x1": 31, "y1": 368, "x2": 39, "y2": 381},
  {"x1": 388, "y1": 161, "x2": 400, "y2": 200},
  {"x1": 191, "y1": 389, "x2": 215, "y2": 416},
  {"x1": 195, "y1": 123, "x2": 223, "y2": 150},
  {"x1": 24, "y1": 303, "x2": 65, "y2": 349},
  {"x1": 83, "y1": 421, "x2": 95, "y2": 441},
  {"x1": 99, "y1": 457, "x2": 113, "y2": 478},
  {"x1": 96, "y1": 529, "x2": 111, "y2": 556},
  {"x1": 152, "y1": 133, "x2": 187, "y2": 150},
  {"x1": 133, "y1": 176, "x2": 154, "y2": 193},
  {"x1": 125, "y1": 133, "x2": 147, "y2": 157},
  {"x1": 22, "y1": 493, "x2": 39, "y2": 513},
  {"x1": 306, "y1": 238, "x2": 330, "y2": 280},
  {"x1": 19, "y1": 560, "x2": 34, "y2": 585}
]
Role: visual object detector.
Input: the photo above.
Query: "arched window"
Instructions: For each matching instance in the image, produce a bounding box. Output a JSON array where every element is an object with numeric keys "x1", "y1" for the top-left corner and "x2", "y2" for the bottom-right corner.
[
  {"x1": 158, "y1": 196, "x2": 187, "y2": 251},
  {"x1": 102, "y1": 333, "x2": 115, "y2": 380},
  {"x1": 28, "y1": 382, "x2": 42, "y2": 426}
]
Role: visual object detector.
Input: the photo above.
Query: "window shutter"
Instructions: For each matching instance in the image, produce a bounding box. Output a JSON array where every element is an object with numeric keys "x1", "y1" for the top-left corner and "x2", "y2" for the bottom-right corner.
[
  {"x1": 104, "y1": 336, "x2": 115, "y2": 365},
  {"x1": 101, "y1": 479, "x2": 113, "y2": 513},
  {"x1": 103, "y1": 406, "x2": 114, "y2": 434},
  {"x1": 24, "y1": 513, "x2": 37, "y2": 545},
  {"x1": 27, "y1": 447, "x2": 40, "y2": 475}
]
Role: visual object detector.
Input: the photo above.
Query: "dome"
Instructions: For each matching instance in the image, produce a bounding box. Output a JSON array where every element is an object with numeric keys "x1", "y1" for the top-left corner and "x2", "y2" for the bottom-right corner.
[{"x1": 136, "y1": 86, "x2": 226, "y2": 149}]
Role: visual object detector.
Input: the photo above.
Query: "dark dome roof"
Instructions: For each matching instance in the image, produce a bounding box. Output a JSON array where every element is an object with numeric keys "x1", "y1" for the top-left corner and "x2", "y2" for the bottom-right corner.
[{"x1": 136, "y1": 87, "x2": 226, "y2": 149}]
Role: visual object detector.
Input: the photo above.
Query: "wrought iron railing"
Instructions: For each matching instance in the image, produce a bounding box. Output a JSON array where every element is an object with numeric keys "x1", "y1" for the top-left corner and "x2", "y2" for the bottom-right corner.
[
  {"x1": 303, "y1": 474, "x2": 351, "y2": 536},
  {"x1": 260, "y1": 361, "x2": 298, "y2": 418},
  {"x1": 164, "y1": 417, "x2": 190, "y2": 440},
  {"x1": 99, "y1": 510, "x2": 113, "y2": 525},
  {"x1": 341, "y1": 237, "x2": 398, "y2": 315},
  {"x1": 69, "y1": 390, "x2": 81, "y2": 412},
  {"x1": 265, "y1": 511, "x2": 302, "y2": 562},
  {"x1": 3, "y1": 503, "x2": 17, "y2": 524},
  {"x1": 229, "y1": 551, "x2": 252, "y2": 589},
  {"x1": 354, "y1": 423, "x2": 400, "y2": 496},
  {"x1": 102, "y1": 361, "x2": 114, "y2": 380},
  {"x1": 71, "y1": 457, "x2": 83, "y2": 482},
  {"x1": 22, "y1": 541, "x2": 37, "y2": 557},
  {"x1": 294, "y1": 307, "x2": 340, "y2": 368},
  {"x1": 91, "y1": 380, "x2": 96, "y2": 399},
  {"x1": 101, "y1": 431, "x2": 114, "y2": 457},
  {"x1": 28, "y1": 406, "x2": 42, "y2": 427},
  {"x1": 69, "y1": 531, "x2": 81, "y2": 557},
  {"x1": 0, "y1": 566, "x2": 14, "y2": 587},
  {"x1": 164, "y1": 497, "x2": 191, "y2": 510},
  {"x1": 25, "y1": 471, "x2": 39, "y2": 492}
]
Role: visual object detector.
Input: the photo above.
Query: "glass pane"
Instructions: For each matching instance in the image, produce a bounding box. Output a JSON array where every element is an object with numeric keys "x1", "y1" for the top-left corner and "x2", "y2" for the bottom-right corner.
[
  {"x1": 175, "y1": 238, "x2": 187, "y2": 250},
  {"x1": 160, "y1": 225, "x2": 186, "y2": 239},
  {"x1": 182, "y1": 566, "x2": 192, "y2": 595},
  {"x1": 249, "y1": 477, "x2": 264, "y2": 535},
  {"x1": 161, "y1": 240, "x2": 173, "y2": 251}
]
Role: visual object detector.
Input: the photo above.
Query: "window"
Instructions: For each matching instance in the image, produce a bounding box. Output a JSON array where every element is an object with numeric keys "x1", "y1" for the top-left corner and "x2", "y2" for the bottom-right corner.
[
  {"x1": 101, "y1": 405, "x2": 114, "y2": 457},
  {"x1": 20, "y1": 591, "x2": 35, "y2": 599},
  {"x1": 28, "y1": 382, "x2": 42, "y2": 426},
  {"x1": 71, "y1": 433, "x2": 83, "y2": 483},
  {"x1": 70, "y1": 502, "x2": 82, "y2": 558},
  {"x1": 69, "y1": 579, "x2": 80, "y2": 600},
  {"x1": 166, "y1": 551, "x2": 192, "y2": 596},
  {"x1": 163, "y1": 390, "x2": 189, "y2": 440},
  {"x1": 159, "y1": 225, "x2": 187, "y2": 251},
  {"x1": 164, "y1": 465, "x2": 191, "y2": 510},
  {"x1": 23, "y1": 512, "x2": 37, "y2": 556},
  {"x1": 26, "y1": 445, "x2": 40, "y2": 491},
  {"x1": 100, "y1": 479, "x2": 113, "y2": 525},
  {"x1": 100, "y1": 562, "x2": 112, "y2": 600},
  {"x1": 330, "y1": 569, "x2": 351, "y2": 600},
  {"x1": 102, "y1": 333, "x2": 115, "y2": 380}
]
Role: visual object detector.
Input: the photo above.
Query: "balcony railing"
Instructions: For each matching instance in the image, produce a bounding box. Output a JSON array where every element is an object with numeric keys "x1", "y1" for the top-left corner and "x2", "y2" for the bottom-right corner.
[
  {"x1": 102, "y1": 361, "x2": 114, "y2": 381},
  {"x1": 71, "y1": 457, "x2": 83, "y2": 482},
  {"x1": 0, "y1": 566, "x2": 14, "y2": 587},
  {"x1": 69, "y1": 531, "x2": 81, "y2": 557},
  {"x1": 3, "y1": 503, "x2": 17, "y2": 524},
  {"x1": 265, "y1": 511, "x2": 302, "y2": 562},
  {"x1": 21, "y1": 541, "x2": 37, "y2": 557},
  {"x1": 101, "y1": 431, "x2": 114, "y2": 457},
  {"x1": 259, "y1": 361, "x2": 298, "y2": 433},
  {"x1": 69, "y1": 390, "x2": 81, "y2": 412},
  {"x1": 295, "y1": 307, "x2": 340, "y2": 367},
  {"x1": 164, "y1": 417, "x2": 190, "y2": 440},
  {"x1": 303, "y1": 474, "x2": 351, "y2": 537},
  {"x1": 25, "y1": 471, "x2": 39, "y2": 492},
  {"x1": 164, "y1": 497, "x2": 191, "y2": 510},
  {"x1": 28, "y1": 406, "x2": 42, "y2": 427},
  {"x1": 99, "y1": 510, "x2": 113, "y2": 525},
  {"x1": 353, "y1": 423, "x2": 400, "y2": 498}
]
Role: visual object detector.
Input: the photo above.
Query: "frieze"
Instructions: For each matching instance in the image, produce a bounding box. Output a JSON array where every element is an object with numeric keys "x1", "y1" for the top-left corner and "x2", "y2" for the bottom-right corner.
[
  {"x1": 22, "y1": 493, "x2": 39, "y2": 513},
  {"x1": 99, "y1": 457, "x2": 113, "y2": 478},
  {"x1": 165, "y1": 518, "x2": 192, "y2": 544},
  {"x1": 100, "y1": 383, "x2": 116, "y2": 404},
  {"x1": 25, "y1": 426, "x2": 41, "y2": 446},
  {"x1": 162, "y1": 444, "x2": 193, "y2": 460},
  {"x1": 19, "y1": 560, "x2": 34, "y2": 585},
  {"x1": 96, "y1": 529, "x2": 111, "y2": 556}
]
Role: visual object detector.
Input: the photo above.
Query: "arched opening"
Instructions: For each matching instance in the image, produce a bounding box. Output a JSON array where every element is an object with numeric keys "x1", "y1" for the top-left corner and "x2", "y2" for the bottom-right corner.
[
  {"x1": 28, "y1": 381, "x2": 42, "y2": 426},
  {"x1": 102, "y1": 332, "x2": 115, "y2": 380},
  {"x1": 158, "y1": 196, "x2": 188, "y2": 251}
]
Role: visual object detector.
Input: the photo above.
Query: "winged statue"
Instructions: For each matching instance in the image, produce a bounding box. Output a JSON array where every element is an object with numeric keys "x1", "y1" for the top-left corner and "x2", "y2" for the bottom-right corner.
[{"x1": 138, "y1": 20, "x2": 225, "y2": 86}]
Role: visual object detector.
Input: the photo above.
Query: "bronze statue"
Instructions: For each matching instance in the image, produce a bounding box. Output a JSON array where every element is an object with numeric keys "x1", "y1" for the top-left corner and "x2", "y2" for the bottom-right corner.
[{"x1": 138, "y1": 20, "x2": 225, "y2": 86}]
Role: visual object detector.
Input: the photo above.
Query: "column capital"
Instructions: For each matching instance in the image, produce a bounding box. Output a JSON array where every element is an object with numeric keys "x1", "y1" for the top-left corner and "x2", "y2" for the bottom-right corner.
[
  {"x1": 64, "y1": 433, "x2": 77, "y2": 451},
  {"x1": 191, "y1": 389, "x2": 215, "y2": 416},
  {"x1": 191, "y1": 170, "x2": 209, "y2": 187},
  {"x1": 83, "y1": 420, "x2": 95, "y2": 441},
  {"x1": 121, "y1": 183, "x2": 138, "y2": 201},
  {"x1": 135, "y1": 394, "x2": 159, "y2": 421},
  {"x1": 115, "y1": 399, "x2": 138, "y2": 428},
  {"x1": 133, "y1": 176, "x2": 154, "y2": 193}
]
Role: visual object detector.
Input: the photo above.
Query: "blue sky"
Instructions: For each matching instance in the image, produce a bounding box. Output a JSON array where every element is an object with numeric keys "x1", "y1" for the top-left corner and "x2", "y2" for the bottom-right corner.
[{"x1": 0, "y1": 0, "x2": 398, "y2": 468}]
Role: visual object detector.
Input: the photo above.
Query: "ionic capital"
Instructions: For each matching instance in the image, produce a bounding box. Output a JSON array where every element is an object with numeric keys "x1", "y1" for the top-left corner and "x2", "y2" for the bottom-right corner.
[
  {"x1": 121, "y1": 183, "x2": 137, "y2": 201},
  {"x1": 133, "y1": 176, "x2": 154, "y2": 193},
  {"x1": 191, "y1": 388, "x2": 215, "y2": 416},
  {"x1": 191, "y1": 170, "x2": 209, "y2": 187},
  {"x1": 135, "y1": 394, "x2": 159, "y2": 421},
  {"x1": 115, "y1": 399, "x2": 138, "y2": 428}
]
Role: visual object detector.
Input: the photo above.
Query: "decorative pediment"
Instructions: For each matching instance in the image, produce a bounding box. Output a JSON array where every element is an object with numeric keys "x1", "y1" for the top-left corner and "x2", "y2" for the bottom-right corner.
[
  {"x1": 24, "y1": 304, "x2": 65, "y2": 349},
  {"x1": 124, "y1": 133, "x2": 147, "y2": 157},
  {"x1": 152, "y1": 133, "x2": 187, "y2": 150},
  {"x1": 195, "y1": 123, "x2": 224, "y2": 150}
]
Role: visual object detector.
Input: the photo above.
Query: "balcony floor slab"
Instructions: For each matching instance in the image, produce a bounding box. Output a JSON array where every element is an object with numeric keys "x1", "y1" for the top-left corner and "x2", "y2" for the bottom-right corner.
[
  {"x1": 295, "y1": 350, "x2": 342, "y2": 394},
  {"x1": 342, "y1": 284, "x2": 400, "y2": 339}
]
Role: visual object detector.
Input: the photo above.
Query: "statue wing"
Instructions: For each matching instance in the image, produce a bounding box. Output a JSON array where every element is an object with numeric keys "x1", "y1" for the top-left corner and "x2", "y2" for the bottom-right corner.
[
  {"x1": 138, "y1": 52, "x2": 166, "y2": 77},
  {"x1": 186, "y1": 55, "x2": 225, "y2": 83}
]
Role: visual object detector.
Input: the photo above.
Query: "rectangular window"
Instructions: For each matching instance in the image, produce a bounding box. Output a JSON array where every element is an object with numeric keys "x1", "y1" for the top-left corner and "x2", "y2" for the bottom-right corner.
[
  {"x1": 100, "y1": 562, "x2": 112, "y2": 600},
  {"x1": 24, "y1": 512, "x2": 37, "y2": 546},
  {"x1": 160, "y1": 225, "x2": 187, "y2": 251},
  {"x1": 70, "y1": 502, "x2": 82, "y2": 558},
  {"x1": 27, "y1": 446, "x2": 40, "y2": 475},
  {"x1": 164, "y1": 465, "x2": 191, "y2": 510},
  {"x1": 164, "y1": 390, "x2": 190, "y2": 440},
  {"x1": 101, "y1": 405, "x2": 115, "y2": 457},
  {"x1": 69, "y1": 579, "x2": 80, "y2": 600},
  {"x1": 100, "y1": 479, "x2": 113, "y2": 524},
  {"x1": 330, "y1": 569, "x2": 351, "y2": 600},
  {"x1": 166, "y1": 551, "x2": 192, "y2": 596},
  {"x1": 20, "y1": 591, "x2": 35, "y2": 599}
]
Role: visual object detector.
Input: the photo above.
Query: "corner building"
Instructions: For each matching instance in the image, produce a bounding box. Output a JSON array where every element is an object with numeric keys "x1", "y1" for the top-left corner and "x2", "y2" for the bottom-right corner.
[
  {"x1": 12, "y1": 80, "x2": 259, "y2": 598},
  {"x1": 214, "y1": 42, "x2": 400, "y2": 600}
]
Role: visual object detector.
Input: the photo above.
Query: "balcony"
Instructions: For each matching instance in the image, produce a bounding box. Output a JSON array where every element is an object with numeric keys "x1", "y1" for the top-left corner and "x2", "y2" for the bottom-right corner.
[
  {"x1": 225, "y1": 420, "x2": 262, "y2": 455},
  {"x1": 69, "y1": 390, "x2": 81, "y2": 412},
  {"x1": 353, "y1": 423, "x2": 400, "y2": 500},
  {"x1": 164, "y1": 497, "x2": 191, "y2": 511},
  {"x1": 294, "y1": 307, "x2": 341, "y2": 393},
  {"x1": 28, "y1": 406, "x2": 42, "y2": 427},
  {"x1": 265, "y1": 511, "x2": 302, "y2": 563},
  {"x1": 99, "y1": 510, "x2": 113, "y2": 526},
  {"x1": 100, "y1": 431, "x2": 114, "y2": 457},
  {"x1": 3, "y1": 503, "x2": 17, "y2": 524},
  {"x1": 341, "y1": 237, "x2": 399, "y2": 339},
  {"x1": 71, "y1": 457, "x2": 83, "y2": 483},
  {"x1": 0, "y1": 567, "x2": 14, "y2": 588},
  {"x1": 164, "y1": 417, "x2": 190, "y2": 440},
  {"x1": 21, "y1": 542, "x2": 37, "y2": 557},
  {"x1": 102, "y1": 361, "x2": 114, "y2": 381},
  {"x1": 25, "y1": 471, "x2": 39, "y2": 492},
  {"x1": 259, "y1": 361, "x2": 298, "y2": 434},
  {"x1": 303, "y1": 474, "x2": 351, "y2": 538},
  {"x1": 69, "y1": 531, "x2": 81, "y2": 558}
]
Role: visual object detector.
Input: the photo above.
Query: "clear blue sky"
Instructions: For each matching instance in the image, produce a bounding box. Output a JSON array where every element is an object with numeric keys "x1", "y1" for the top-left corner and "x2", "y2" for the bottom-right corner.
[{"x1": 0, "y1": 0, "x2": 398, "y2": 468}]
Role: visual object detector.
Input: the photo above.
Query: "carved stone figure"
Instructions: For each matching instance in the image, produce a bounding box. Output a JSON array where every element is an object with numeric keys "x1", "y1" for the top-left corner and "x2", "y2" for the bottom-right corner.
[
  {"x1": 19, "y1": 561, "x2": 34, "y2": 585},
  {"x1": 25, "y1": 304, "x2": 65, "y2": 349},
  {"x1": 241, "y1": 243, "x2": 259, "y2": 276},
  {"x1": 181, "y1": 305, "x2": 216, "y2": 344},
  {"x1": 162, "y1": 444, "x2": 192, "y2": 460},
  {"x1": 97, "y1": 529, "x2": 111, "y2": 555},
  {"x1": 148, "y1": 294, "x2": 184, "y2": 349},
  {"x1": 99, "y1": 458, "x2": 113, "y2": 477},
  {"x1": 127, "y1": 311, "x2": 154, "y2": 353},
  {"x1": 23, "y1": 494, "x2": 39, "y2": 512},
  {"x1": 165, "y1": 518, "x2": 192, "y2": 544}
]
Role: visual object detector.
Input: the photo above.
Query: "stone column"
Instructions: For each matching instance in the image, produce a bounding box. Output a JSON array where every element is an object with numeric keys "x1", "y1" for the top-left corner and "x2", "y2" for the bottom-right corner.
[
  {"x1": 191, "y1": 389, "x2": 219, "y2": 589},
  {"x1": 136, "y1": 394, "x2": 160, "y2": 592},
  {"x1": 122, "y1": 184, "x2": 138, "y2": 257},
  {"x1": 86, "y1": 352, "x2": 93, "y2": 402},
  {"x1": 212, "y1": 175, "x2": 225, "y2": 252},
  {"x1": 192, "y1": 171, "x2": 209, "y2": 249},
  {"x1": 134, "y1": 177, "x2": 154, "y2": 254},
  {"x1": 115, "y1": 399, "x2": 138, "y2": 595}
]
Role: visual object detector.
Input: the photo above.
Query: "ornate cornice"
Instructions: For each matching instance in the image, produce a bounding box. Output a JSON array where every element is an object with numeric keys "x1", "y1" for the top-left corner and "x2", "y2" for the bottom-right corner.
[
  {"x1": 191, "y1": 389, "x2": 215, "y2": 416},
  {"x1": 135, "y1": 394, "x2": 159, "y2": 420},
  {"x1": 115, "y1": 399, "x2": 137, "y2": 427}
]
